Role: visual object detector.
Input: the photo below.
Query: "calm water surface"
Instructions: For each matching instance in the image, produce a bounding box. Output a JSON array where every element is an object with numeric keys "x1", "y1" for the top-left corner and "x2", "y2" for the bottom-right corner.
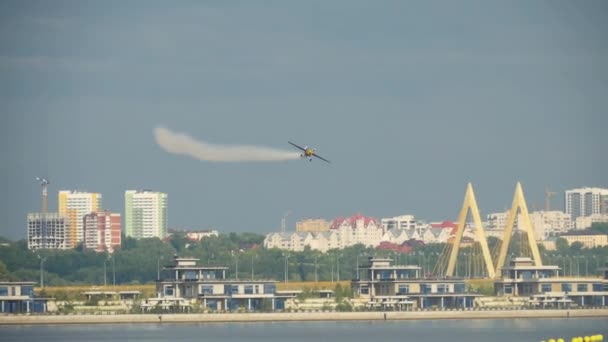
[{"x1": 1, "y1": 318, "x2": 606, "y2": 342}]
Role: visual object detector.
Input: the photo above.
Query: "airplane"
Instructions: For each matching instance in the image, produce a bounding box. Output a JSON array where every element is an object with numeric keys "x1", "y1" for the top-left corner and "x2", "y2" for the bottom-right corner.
[{"x1": 288, "y1": 141, "x2": 331, "y2": 163}]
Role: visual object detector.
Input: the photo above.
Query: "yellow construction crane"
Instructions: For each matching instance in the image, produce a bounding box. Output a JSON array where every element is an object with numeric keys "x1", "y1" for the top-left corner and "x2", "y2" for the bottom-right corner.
[{"x1": 545, "y1": 187, "x2": 556, "y2": 211}]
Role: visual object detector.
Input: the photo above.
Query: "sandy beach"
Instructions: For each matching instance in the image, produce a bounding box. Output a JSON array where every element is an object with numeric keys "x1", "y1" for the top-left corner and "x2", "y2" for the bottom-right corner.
[{"x1": 1, "y1": 309, "x2": 607, "y2": 325}]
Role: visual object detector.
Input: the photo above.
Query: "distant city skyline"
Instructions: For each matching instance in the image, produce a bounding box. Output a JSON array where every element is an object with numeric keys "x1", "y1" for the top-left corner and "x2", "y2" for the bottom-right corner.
[{"x1": 2, "y1": 1, "x2": 607, "y2": 240}]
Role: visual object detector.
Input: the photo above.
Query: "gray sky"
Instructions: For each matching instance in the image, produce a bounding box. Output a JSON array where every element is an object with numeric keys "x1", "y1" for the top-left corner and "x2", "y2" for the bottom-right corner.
[{"x1": 1, "y1": 1, "x2": 607, "y2": 240}]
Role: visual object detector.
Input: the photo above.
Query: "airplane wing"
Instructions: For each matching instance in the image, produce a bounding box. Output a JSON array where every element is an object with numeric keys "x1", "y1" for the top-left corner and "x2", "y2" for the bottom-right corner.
[
  {"x1": 312, "y1": 153, "x2": 331, "y2": 163},
  {"x1": 288, "y1": 141, "x2": 307, "y2": 152}
]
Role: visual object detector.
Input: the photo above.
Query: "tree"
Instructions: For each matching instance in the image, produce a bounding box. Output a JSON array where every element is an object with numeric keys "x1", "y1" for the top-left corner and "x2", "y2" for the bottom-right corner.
[
  {"x1": 570, "y1": 242, "x2": 584, "y2": 252},
  {"x1": 590, "y1": 222, "x2": 608, "y2": 234},
  {"x1": 556, "y1": 238, "x2": 569, "y2": 253}
]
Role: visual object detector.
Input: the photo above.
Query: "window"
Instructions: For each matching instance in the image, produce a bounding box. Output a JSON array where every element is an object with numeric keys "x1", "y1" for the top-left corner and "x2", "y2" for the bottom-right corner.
[
  {"x1": 593, "y1": 283, "x2": 603, "y2": 292},
  {"x1": 454, "y1": 283, "x2": 465, "y2": 294},
  {"x1": 0, "y1": 287, "x2": 7, "y2": 296},
  {"x1": 201, "y1": 285, "x2": 213, "y2": 295},
  {"x1": 437, "y1": 284, "x2": 448, "y2": 294},
  {"x1": 202, "y1": 271, "x2": 216, "y2": 280},
  {"x1": 264, "y1": 284, "x2": 276, "y2": 294},
  {"x1": 398, "y1": 285, "x2": 409, "y2": 295},
  {"x1": 541, "y1": 284, "x2": 551, "y2": 293},
  {"x1": 164, "y1": 287, "x2": 174, "y2": 297},
  {"x1": 21, "y1": 286, "x2": 34, "y2": 297},
  {"x1": 380, "y1": 271, "x2": 392, "y2": 280},
  {"x1": 360, "y1": 285, "x2": 369, "y2": 295},
  {"x1": 577, "y1": 284, "x2": 588, "y2": 292},
  {"x1": 504, "y1": 285, "x2": 513, "y2": 294},
  {"x1": 231, "y1": 285, "x2": 239, "y2": 295},
  {"x1": 561, "y1": 284, "x2": 572, "y2": 293},
  {"x1": 421, "y1": 284, "x2": 431, "y2": 294},
  {"x1": 244, "y1": 285, "x2": 254, "y2": 294},
  {"x1": 183, "y1": 271, "x2": 197, "y2": 280}
]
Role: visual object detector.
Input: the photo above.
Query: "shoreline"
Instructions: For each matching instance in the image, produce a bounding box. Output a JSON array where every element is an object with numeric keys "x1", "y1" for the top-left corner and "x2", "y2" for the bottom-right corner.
[{"x1": 1, "y1": 309, "x2": 607, "y2": 325}]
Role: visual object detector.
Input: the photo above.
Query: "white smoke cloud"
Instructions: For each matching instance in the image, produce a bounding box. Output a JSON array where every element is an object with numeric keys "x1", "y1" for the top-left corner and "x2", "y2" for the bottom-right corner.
[{"x1": 154, "y1": 126, "x2": 301, "y2": 162}]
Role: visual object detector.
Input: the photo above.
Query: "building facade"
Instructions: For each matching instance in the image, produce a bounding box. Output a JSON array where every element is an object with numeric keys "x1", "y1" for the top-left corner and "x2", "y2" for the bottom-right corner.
[
  {"x1": 124, "y1": 190, "x2": 168, "y2": 239},
  {"x1": 296, "y1": 218, "x2": 331, "y2": 233},
  {"x1": 487, "y1": 210, "x2": 572, "y2": 240},
  {"x1": 265, "y1": 214, "x2": 385, "y2": 252},
  {"x1": 184, "y1": 230, "x2": 219, "y2": 241},
  {"x1": 566, "y1": 187, "x2": 608, "y2": 219},
  {"x1": 494, "y1": 257, "x2": 608, "y2": 307},
  {"x1": 560, "y1": 231, "x2": 608, "y2": 248},
  {"x1": 381, "y1": 215, "x2": 417, "y2": 231},
  {"x1": 27, "y1": 213, "x2": 70, "y2": 250},
  {"x1": 574, "y1": 214, "x2": 608, "y2": 230},
  {"x1": 144, "y1": 256, "x2": 286, "y2": 312},
  {"x1": 58, "y1": 190, "x2": 102, "y2": 247},
  {"x1": 528, "y1": 211, "x2": 573, "y2": 239},
  {"x1": 351, "y1": 258, "x2": 480, "y2": 310},
  {"x1": 83, "y1": 211, "x2": 121, "y2": 253}
]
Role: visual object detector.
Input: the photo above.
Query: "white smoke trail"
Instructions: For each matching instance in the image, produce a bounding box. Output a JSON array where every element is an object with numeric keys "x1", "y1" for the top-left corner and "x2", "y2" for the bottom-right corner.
[{"x1": 154, "y1": 126, "x2": 301, "y2": 162}]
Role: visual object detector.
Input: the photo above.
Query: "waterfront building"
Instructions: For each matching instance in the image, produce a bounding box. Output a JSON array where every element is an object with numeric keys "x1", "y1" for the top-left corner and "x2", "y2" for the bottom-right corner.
[
  {"x1": 296, "y1": 218, "x2": 331, "y2": 233},
  {"x1": 559, "y1": 230, "x2": 608, "y2": 248},
  {"x1": 58, "y1": 190, "x2": 102, "y2": 247},
  {"x1": 351, "y1": 257, "x2": 481, "y2": 310},
  {"x1": 27, "y1": 213, "x2": 70, "y2": 250},
  {"x1": 83, "y1": 211, "x2": 121, "y2": 253},
  {"x1": 566, "y1": 187, "x2": 608, "y2": 219},
  {"x1": 494, "y1": 257, "x2": 608, "y2": 307},
  {"x1": 124, "y1": 190, "x2": 168, "y2": 239},
  {"x1": 0, "y1": 281, "x2": 49, "y2": 313},
  {"x1": 146, "y1": 256, "x2": 287, "y2": 312}
]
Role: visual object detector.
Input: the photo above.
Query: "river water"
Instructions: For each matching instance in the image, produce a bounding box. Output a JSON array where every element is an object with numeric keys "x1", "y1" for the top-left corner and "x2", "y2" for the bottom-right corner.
[{"x1": 1, "y1": 318, "x2": 605, "y2": 341}]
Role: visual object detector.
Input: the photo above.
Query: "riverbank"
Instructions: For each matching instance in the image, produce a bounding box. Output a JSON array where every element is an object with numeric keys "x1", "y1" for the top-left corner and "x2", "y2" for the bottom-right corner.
[{"x1": 1, "y1": 309, "x2": 607, "y2": 325}]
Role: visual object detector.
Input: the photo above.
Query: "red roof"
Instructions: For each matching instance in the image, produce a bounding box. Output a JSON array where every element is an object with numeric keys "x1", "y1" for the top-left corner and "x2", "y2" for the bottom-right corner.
[
  {"x1": 430, "y1": 220, "x2": 458, "y2": 229},
  {"x1": 330, "y1": 213, "x2": 378, "y2": 229}
]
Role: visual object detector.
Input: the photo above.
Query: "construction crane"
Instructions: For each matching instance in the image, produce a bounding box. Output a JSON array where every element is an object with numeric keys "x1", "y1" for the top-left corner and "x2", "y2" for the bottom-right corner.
[
  {"x1": 545, "y1": 186, "x2": 556, "y2": 211},
  {"x1": 281, "y1": 211, "x2": 291, "y2": 233},
  {"x1": 36, "y1": 177, "x2": 50, "y2": 213}
]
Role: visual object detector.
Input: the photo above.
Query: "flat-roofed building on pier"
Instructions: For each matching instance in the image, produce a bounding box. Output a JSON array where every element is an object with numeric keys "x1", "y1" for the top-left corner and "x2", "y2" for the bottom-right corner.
[
  {"x1": 495, "y1": 257, "x2": 608, "y2": 308},
  {"x1": 146, "y1": 256, "x2": 288, "y2": 312},
  {"x1": 351, "y1": 258, "x2": 481, "y2": 310}
]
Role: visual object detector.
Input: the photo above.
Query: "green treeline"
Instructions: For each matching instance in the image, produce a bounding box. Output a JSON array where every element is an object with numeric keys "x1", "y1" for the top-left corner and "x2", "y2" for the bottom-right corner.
[{"x1": 0, "y1": 224, "x2": 607, "y2": 286}]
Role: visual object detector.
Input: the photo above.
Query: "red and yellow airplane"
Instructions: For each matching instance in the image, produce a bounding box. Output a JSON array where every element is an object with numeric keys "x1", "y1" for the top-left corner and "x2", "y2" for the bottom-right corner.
[{"x1": 288, "y1": 141, "x2": 331, "y2": 163}]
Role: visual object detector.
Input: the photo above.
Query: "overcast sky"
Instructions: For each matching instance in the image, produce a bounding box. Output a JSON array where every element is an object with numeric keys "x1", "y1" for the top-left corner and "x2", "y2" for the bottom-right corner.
[{"x1": 1, "y1": 1, "x2": 607, "y2": 240}]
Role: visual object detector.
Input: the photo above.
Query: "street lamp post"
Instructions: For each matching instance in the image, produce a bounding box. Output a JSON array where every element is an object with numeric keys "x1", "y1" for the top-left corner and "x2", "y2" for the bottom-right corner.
[
  {"x1": 235, "y1": 253, "x2": 239, "y2": 280},
  {"x1": 283, "y1": 254, "x2": 289, "y2": 283},
  {"x1": 112, "y1": 255, "x2": 116, "y2": 286},
  {"x1": 157, "y1": 255, "x2": 164, "y2": 281},
  {"x1": 314, "y1": 256, "x2": 318, "y2": 282},
  {"x1": 103, "y1": 258, "x2": 108, "y2": 287},
  {"x1": 336, "y1": 253, "x2": 341, "y2": 282},
  {"x1": 37, "y1": 255, "x2": 47, "y2": 289},
  {"x1": 251, "y1": 254, "x2": 256, "y2": 280},
  {"x1": 356, "y1": 254, "x2": 360, "y2": 280}
]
